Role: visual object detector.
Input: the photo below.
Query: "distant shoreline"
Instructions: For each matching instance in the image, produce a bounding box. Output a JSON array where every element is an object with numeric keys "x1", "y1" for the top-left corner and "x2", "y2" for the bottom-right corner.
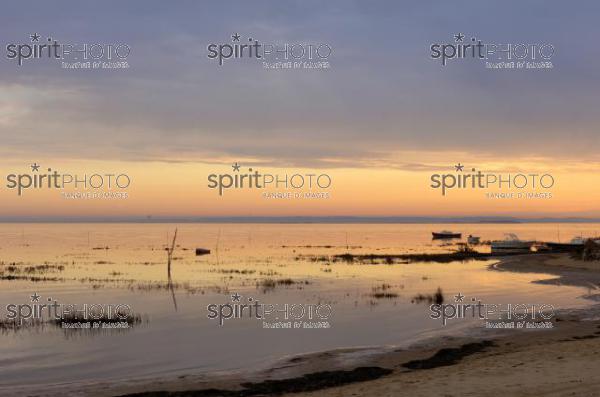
[{"x1": 1, "y1": 216, "x2": 600, "y2": 224}]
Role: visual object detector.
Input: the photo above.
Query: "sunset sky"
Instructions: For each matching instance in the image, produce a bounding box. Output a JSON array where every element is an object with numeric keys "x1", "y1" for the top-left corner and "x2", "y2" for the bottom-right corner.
[{"x1": 1, "y1": 1, "x2": 600, "y2": 219}]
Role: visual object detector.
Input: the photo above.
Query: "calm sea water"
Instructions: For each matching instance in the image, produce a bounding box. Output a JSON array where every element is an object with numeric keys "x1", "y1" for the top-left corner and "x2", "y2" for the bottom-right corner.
[{"x1": 0, "y1": 223, "x2": 597, "y2": 393}]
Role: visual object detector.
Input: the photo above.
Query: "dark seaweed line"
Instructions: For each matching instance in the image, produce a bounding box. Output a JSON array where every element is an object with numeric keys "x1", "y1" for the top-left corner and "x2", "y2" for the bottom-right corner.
[
  {"x1": 117, "y1": 367, "x2": 392, "y2": 397},
  {"x1": 116, "y1": 341, "x2": 495, "y2": 397},
  {"x1": 402, "y1": 340, "x2": 494, "y2": 369}
]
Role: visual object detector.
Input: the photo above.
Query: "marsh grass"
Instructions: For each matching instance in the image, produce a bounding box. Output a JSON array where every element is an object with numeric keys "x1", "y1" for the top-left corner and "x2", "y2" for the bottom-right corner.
[
  {"x1": 370, "y1": 292, "x2": 399, "y2": 299},
  {"x1": 0, "y1": 311, "x2": 147, "y2": 336},
  {"x1": 411, "y1": 287, "x2": 444, "y2": 305},
  {"x1": 333, "y1": 252, "x2": 490, "y2": 264},
  {"x1": 209, "y1": 268, "x2": 256, "y2": 275},
  {"x1": 256, "y1": 278, "x2": 310, "y2": 293},
  {"x1": 369, "y1": 284, "x2": 399, "y2": 299},
  {"x1": 1, "y1": 263, "x2": 65, "y2": 274}
]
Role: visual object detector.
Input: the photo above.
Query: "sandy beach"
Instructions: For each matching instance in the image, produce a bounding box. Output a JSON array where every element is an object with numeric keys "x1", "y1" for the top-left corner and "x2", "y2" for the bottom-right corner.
[
  {"x1": 494, "y1": 253, "x2": 600, "y2": 296},
  {"x1": 291, "y1": 254, "x2": 600, "y2": 397},
  {"x1": 11, "y1": 253, "x2": 599, "y2": 397}
]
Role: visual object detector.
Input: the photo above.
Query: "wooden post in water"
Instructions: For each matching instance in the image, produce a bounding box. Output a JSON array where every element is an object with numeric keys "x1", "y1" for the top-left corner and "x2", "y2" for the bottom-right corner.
[
  {"x1": 167, "y1": 228, "x2": 178, "y2": 279},
  {"x1": 166, "y1": 228, "x2": 178, "y2": 311}
]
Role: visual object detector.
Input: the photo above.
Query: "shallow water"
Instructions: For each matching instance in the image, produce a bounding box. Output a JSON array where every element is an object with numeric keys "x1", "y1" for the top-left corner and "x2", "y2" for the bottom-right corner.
[{"x1": 0, "y1": 223, "x2": 596, "y2": 390}]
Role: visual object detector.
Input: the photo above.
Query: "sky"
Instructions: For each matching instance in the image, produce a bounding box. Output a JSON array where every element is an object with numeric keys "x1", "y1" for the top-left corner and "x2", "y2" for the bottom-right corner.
[{"x1": 0, "y1": 1, "x2": 599, "y2": 219}]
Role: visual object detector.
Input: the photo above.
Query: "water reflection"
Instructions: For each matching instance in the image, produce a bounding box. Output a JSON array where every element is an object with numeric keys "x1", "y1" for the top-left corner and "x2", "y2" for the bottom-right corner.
[{"x1": 0, "y1": 223, "x2": 597, "y2": 389}]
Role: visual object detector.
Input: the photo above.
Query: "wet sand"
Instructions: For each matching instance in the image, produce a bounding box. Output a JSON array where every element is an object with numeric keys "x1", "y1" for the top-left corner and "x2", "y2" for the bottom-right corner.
[
  {"x1": 5, "y1": 254, "x2": 600, "y2": 397},
  {"x1": 494, "y1": 253, "x2": 600, "y2": 294},
  {"x1": 74, "y1": 308, "x2": 600, "y2": 397}
]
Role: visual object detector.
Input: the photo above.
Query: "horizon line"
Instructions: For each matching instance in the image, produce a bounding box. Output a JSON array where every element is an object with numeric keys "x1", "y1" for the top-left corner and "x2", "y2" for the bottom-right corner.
[{"x1": 1, "y1": 215, "x2": 600, "y2": 224}]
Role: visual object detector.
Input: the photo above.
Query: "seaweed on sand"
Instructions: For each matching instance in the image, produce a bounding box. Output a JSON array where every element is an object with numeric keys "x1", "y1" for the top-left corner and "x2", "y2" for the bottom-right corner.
[
  {"x1": 117, "y1": 366, "x2": 393, "y2": 397},
  {"x1": 402, "y1": 340, "x2": 495, "y2": 370}
]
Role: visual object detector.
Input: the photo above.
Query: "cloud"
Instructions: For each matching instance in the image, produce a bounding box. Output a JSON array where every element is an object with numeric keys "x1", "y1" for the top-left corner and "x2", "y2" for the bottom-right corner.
[{"x1": 0, "y1": 0, "x2": 599, "y2": 168}]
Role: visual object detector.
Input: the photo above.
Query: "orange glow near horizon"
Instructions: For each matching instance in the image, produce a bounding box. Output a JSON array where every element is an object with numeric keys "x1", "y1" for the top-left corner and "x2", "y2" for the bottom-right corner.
[{"x1": 0, "y1": 157, "x2": 599, "y2": 218}]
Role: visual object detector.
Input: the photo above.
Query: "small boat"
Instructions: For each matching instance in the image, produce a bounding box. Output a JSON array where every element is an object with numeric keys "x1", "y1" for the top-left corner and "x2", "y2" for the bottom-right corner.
[
  {"x1": 491, "y1": 233, "x2": 534, "y2": 254},
  {"x1": 545, "y1": 237, "x2": 585, "y2": 252},
  {"x1": 432, "y1": 230, "x2": 461, "y2": 239},
  {"x1": 195, "y1": 248, "x2": 211, "y2": 256},
  {"x1": 467, "y1": 235, "x2": 480, "y2": 245}
]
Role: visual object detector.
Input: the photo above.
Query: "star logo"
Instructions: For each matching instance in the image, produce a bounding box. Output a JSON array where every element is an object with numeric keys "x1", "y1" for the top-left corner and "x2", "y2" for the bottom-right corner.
[
  {"x1": 454, "y1": 33, "x2": 465, "y2": 42},
  {"x1": 30, "y1": 292, "x2": 41, "y2": 302},
  {"x1": 231, "y1": 292, "x2": 241, "y2": 302},
  {"x1": 454, "y1": 293, "x2": 465, "y2": 303},
  {"x1": 30, "y1": 33, "x2": 41, "y2": 42},
  {"x1": 231, "y1": 33, "x2": 241, "y2": 42},
  {"x1": 31, "y1": 163, "x2": 40, "y2": 172},
  {"x1": 232, "y1": 162, "x2": 241, "y2": 172},
  {"x1": 454, "y1": 163, "x2": 464, "y2": 172}
]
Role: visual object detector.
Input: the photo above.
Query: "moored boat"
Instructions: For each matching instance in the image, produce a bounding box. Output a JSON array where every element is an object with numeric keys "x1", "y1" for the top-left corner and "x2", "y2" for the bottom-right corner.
[
  {"x1": 432, "y1": 230, "x2": 461, "y2": 239},
  {"x1": 491, "y1": 233, "x2": 534, "y2": 254}
]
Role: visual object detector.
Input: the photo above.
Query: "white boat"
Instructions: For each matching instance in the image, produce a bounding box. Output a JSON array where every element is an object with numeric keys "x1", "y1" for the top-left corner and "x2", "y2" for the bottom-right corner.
[
  {"x1": 491, "y1": 233, "x2": 534, "y2": 254},
  {"x1": 467, "y1": 235, "x2": 480, "y2": 244},
  {"x1": 570, "y1": 236, "x2": 585, "y2": 245}
]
